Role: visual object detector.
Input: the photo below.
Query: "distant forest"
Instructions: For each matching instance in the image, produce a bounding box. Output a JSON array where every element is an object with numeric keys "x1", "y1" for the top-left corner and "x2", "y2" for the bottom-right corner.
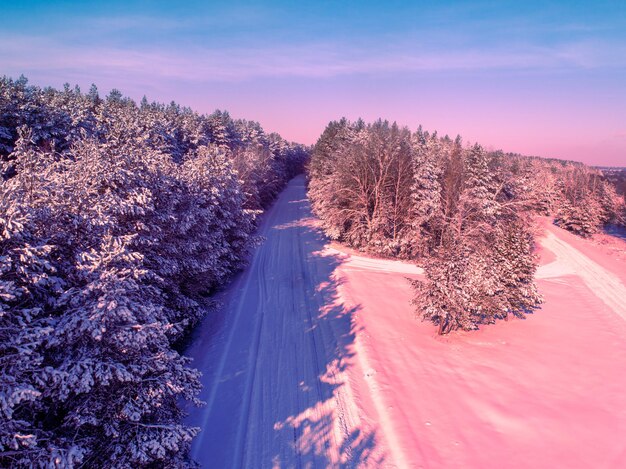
[{"x1": 599, "y1": 167, "x2": 626, "y2": 197}]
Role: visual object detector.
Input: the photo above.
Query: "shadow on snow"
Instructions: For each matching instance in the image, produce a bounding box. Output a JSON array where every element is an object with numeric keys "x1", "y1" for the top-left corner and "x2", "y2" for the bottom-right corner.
[{"x1": 183, "y1": 177, "x2": 384, "y2": 468}]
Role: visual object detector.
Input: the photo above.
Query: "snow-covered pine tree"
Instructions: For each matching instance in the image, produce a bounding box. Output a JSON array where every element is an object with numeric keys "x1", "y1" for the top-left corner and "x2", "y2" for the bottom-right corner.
[
  {"x1": 462, "y1": 143, "x2": 499, "y2": 225},
  {"x1": 410, "y1": 131, "x2": 447, "y2": 255},
  {"x1": 492, "y1": 218, "x2": 543, "y2": 318},
  {"x1": 597, "y1": 179, "x2": 621, "y2": 225},
  {"x1": 1, "y1": 133, "x2": 204, "y2": 467},
  {"x1": 413, "y1": 241, "x2": 475, "y2": 335},
  {"x1": 413, "y1": 141, "x2": 541, "y2": 334},
  {"x1": 554, "y1": 168, "x2": 604, "y2": 237},
  {"x1": 0, "y1": 132, "x2": 74, "y2": 467}
]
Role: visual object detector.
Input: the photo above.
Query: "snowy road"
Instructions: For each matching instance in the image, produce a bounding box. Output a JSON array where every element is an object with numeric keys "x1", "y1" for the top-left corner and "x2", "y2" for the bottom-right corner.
[
  {"x1": 537, "y1": 229, "x2": 626, "y2": 322},
  {"x1": 185, "y1": 175, "x2": 387, "y2": 467}
]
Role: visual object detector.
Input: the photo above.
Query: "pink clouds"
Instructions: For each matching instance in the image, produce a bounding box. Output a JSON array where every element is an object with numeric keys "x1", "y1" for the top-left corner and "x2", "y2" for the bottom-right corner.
[
  {"x1": 1, "y1": 30, "x2": 624, "y2": 166},
  {"x1": 3, "y1": 32, "x2": 625, "y2": 83}
]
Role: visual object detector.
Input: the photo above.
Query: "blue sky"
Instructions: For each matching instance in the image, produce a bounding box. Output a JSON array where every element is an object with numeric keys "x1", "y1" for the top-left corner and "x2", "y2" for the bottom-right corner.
[{"x1": 1, "y1": 0, "x2": 625, "y2": 164}]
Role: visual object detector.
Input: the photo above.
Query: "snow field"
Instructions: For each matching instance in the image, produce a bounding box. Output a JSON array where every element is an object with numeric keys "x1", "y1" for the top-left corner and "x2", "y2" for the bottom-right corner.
[{"x1": 187, "y1": 176, "x2": 626, "y2": 468}]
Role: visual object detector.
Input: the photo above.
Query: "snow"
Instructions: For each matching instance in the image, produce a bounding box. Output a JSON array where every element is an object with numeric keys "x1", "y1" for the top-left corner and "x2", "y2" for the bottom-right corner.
[
  {"x1": 326, "y1": 246, "x2": 423, "y2": 275},
  {"x1": 184, "y1": 175, "x2": 386, "y2": 467},
  {"x1": 336, "y1": 220, "x2": 626, "y2": 468},
  {"x1": 186, "y1": 175, "x2": 626, "y2": 468},
  {"x1": 538, "y1": 228, "x2": 626, "y2": 321}
]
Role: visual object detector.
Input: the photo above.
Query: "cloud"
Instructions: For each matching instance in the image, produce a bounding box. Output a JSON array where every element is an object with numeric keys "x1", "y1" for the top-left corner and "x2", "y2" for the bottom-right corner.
[
  {"x1": 1, "y1": 33, "x2": 625, "y2": 84},
  {"x1": 83, "y1": 15, "x2": 186, "y2": 32}
]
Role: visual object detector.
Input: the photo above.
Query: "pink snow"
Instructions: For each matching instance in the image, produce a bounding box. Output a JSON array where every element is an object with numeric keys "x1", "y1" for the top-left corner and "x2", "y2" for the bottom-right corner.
[
  {"x1": 186, "y1": 177, "x2": 626, "y2": 468},
  {"x1": 333, "y1": 216, "x2": 626, "y2": 468}
]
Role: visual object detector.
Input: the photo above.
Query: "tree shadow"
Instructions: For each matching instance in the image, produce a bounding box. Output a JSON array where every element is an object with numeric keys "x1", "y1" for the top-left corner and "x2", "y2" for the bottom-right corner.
[
  {"x1": 267, "y1": 251, "x2": 383, "y2": 468},
  {"x1": 604, "y1": 224, "x2": 626, "y2": 241},
  {"x1": 184, "y1": 176, "x2": 386, "y2": 468}
]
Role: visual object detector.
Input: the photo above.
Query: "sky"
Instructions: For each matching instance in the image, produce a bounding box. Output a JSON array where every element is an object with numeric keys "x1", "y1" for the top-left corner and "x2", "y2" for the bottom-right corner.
[{"x1": 1, "y1": 0, "x2": 625, "y2": 165}]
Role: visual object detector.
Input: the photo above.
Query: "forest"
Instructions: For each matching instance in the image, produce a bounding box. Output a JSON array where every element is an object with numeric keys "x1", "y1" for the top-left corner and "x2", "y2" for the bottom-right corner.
[
  {"x1": 2, "y1": 78, "x2": 625, "y2": 467},
  {"x1": 308, "y1": 119, "x2": 625, "y2": 334},
  {"x1": 0, "y1": 76, "x2": 308, "y2": 468}
]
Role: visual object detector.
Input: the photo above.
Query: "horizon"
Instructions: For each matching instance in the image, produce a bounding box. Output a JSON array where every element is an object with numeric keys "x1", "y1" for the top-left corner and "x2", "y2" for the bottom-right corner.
[{"x1": 1, "y1": 0, "x2": 625, "y2": 165}]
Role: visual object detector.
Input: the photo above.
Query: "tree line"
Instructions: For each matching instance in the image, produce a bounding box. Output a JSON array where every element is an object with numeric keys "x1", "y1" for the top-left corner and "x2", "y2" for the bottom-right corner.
[
  {"x1": 0, "y1": 76, "x2": 308, "y2": 468},
  {"x1": 308, "y1": 119, "x2": 624, "y2": 334}
]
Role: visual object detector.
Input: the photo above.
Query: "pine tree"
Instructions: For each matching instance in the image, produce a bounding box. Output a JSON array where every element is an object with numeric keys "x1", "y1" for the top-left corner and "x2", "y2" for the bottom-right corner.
[
  {"x1": 492, "y1": 219, "x2": 543, "y2": 318},
  {"x1": 413, "y1": 141, "x2": 541, "y2": 334},
  {"x1": 413, "y1": 241, "x2": 476, "y2": 334}
]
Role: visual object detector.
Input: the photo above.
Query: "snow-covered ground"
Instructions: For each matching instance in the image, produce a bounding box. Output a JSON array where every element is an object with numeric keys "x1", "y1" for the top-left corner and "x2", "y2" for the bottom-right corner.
[
  {"x1": 537, "y1": 227, "x2": 626, "y2": 321},
  {"x1": 185, "y1": 176, "x2": 626, "y2": 468},
  {"x1": 185, "y1": 175, "x2": 386, "y2": 467}
]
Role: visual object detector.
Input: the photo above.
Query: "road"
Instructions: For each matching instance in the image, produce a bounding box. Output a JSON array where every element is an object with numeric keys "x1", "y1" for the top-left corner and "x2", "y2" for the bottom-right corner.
[
  {"x1": 537, "y1": 227, "x2": 626, "y2": 321},
  {"x1": 184, "y1": 175, "x2": 387, "y2": 467}
]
